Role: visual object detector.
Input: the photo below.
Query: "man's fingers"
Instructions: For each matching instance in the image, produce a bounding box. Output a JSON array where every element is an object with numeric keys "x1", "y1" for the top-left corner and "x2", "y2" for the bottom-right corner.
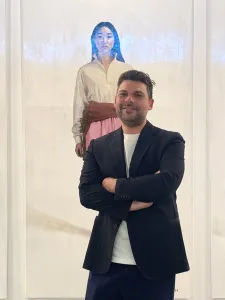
[{"x1": 130, "y1": 201, "x2": 153, "y2": 211}]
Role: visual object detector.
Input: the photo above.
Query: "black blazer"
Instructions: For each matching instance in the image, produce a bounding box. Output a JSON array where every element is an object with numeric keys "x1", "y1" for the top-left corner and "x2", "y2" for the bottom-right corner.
[{"x1": 79, "y1": 121, "x2": 190, "y2": 279}]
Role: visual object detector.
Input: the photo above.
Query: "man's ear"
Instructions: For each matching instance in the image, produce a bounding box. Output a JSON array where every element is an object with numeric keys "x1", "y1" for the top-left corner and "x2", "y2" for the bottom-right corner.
[{"x1": 148, "y1": 98, "x2": 154, "y2": 110}]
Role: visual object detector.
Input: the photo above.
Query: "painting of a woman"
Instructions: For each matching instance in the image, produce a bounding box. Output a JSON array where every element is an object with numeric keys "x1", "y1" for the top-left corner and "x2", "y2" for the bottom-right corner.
[{"x1": 72, "y1": 21, "x2": 132, "y2": 157}]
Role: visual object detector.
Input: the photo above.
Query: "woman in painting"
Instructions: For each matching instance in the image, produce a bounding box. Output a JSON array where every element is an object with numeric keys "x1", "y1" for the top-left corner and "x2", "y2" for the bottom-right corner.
[{"x1": 72, "y1": 21, "x2": 132, "y2": 157}]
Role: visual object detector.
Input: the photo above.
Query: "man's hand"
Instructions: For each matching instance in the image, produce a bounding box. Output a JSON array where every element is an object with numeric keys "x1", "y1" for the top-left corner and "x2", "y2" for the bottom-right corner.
[
  {"x1": 102, "y1": 178, "x2": 117, "y2": 193},
  {"x1": 130, "y1": 201, "x2": 153, "y2": 211}
]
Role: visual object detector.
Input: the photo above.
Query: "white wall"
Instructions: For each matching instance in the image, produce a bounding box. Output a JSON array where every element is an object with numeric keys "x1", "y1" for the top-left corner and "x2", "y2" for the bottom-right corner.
[
  {"x1": 1, "y1": 0, "x2": 224, "y2": 299},
  {"x1": 0, "y1": 0, "x2": 7, "y2": 298},
  {"x1": 208, "y1": 1, "x2": 225, "y2": 298}
]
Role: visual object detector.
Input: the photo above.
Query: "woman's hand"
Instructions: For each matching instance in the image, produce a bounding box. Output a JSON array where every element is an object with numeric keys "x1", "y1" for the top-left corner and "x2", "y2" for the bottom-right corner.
[{"x1": 75, "y1": 143, "x2": 83, "y2": 157}]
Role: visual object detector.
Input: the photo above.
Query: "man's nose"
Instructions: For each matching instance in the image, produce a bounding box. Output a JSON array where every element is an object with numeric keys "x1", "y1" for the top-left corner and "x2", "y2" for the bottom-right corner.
[{"x1": 125, "y1": 97, "x2": 134, "y2": 103}]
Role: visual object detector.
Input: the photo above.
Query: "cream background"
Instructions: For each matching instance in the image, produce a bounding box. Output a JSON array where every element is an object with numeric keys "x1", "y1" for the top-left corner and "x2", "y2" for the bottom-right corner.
[
  {"x1": 0, "y1": 0, "x2": 7, "y2": 297},
  {"x1": 2, "y1": 0, "x2": 225, "y2": 299},
  {"x1": 208, "y1": 0, "x2": 225, "y2": 297}
]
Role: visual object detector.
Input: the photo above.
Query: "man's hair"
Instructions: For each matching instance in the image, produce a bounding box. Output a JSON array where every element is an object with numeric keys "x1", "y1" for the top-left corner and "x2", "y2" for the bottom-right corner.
[{"x1": 117, "y1": 70, "x2": 155, "y2": 98}]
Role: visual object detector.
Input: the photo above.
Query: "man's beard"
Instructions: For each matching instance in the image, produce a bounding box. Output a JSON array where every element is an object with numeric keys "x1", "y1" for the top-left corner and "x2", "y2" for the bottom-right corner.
[{"x1": 117, "y1": 104, "x2": 146, "y2": 127}]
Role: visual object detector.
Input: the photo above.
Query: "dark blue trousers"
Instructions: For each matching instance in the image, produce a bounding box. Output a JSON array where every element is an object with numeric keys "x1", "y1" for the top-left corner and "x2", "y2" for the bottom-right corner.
[{"x1": 85, "y1": 263, "x2": 175, "y2": 300}]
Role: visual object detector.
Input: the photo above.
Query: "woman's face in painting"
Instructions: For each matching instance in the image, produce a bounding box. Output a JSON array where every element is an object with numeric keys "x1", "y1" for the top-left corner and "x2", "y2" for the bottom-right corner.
[{"x1": 94, "y1": 26, "x2": 115, "y2": 56}]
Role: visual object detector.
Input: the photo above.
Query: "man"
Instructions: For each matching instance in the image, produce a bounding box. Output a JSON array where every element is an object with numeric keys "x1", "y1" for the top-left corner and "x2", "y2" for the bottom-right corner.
[{"x1": 79, "y1": 70, "x2": 189, "y2": 300}]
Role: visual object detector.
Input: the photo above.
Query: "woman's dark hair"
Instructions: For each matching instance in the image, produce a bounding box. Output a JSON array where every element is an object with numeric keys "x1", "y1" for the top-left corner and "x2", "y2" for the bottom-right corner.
[{"x1": 91, "y1": 22, "x2": 125, "y2": 62}]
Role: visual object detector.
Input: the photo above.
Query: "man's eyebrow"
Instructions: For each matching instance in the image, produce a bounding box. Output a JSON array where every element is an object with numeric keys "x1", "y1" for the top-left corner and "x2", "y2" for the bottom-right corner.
[
  {"x1": 118, "y1": 89, "x2": 127, "y2": 93},
  {"x1": 134, "y1": 90, "x2": 145, "y2": 94}
]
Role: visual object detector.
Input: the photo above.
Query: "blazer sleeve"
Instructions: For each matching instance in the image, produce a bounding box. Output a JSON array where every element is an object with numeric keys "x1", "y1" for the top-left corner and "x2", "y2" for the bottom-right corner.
[
  {"x1": 114, "y1": 133, "x2": 185, "y2": 203},
  {"x1": 79, "y1": 139, "x2": 132, "y2": 220}
]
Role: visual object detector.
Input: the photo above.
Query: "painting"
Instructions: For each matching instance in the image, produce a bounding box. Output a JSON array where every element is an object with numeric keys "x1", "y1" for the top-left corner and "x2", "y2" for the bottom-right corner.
[
  {"x1": 72, "y1": 22, "x2": 132, "y2": 157},
  {"x1": 22, "y1": 0, "x2": 192, "y2": 297}
]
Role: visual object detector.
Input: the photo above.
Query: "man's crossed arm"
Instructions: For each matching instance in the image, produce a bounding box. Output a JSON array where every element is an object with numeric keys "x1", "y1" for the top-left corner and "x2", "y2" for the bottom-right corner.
[
  {"x1": 79, "y1": 140, "x2": 153, "y2": 220},
  {"x1": 79, "y1": 134, "x2": 184, "y2": 220},
  {"x1": 101, "y1": 174, "x2": 161, "y2": 211}
]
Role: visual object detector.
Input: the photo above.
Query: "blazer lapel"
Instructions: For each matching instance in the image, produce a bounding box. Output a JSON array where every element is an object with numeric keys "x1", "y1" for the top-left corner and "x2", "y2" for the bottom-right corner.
[
  {"x1": 129, "y1": 121, "x2": 156, "y2": 177},
  {"x1": 107, "y1": 128, "x2": 127, "y2": 177}
]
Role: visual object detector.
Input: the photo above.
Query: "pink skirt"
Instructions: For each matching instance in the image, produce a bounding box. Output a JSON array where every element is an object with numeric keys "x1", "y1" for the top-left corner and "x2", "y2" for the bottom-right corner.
[{"x1": 85, "y1": 117, "x2": 122, "y2": 149}]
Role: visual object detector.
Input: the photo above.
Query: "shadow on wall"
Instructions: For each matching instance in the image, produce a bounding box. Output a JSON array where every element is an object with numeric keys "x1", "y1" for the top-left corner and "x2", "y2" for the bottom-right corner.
[{"x1": 27, "y1": 205, "x2": 91, "y2": 237}]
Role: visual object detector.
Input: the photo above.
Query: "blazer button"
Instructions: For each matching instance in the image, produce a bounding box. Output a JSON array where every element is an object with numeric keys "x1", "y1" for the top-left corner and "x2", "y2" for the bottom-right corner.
[{"x1": 113, "y1": 224, "x2": 118, "y2": 229}]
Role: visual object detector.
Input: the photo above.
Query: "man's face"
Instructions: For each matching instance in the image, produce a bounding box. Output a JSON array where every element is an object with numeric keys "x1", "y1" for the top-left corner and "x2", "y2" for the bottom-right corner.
[{"x1": 115, "y1": 80, "x2": 154, "y2": 127}]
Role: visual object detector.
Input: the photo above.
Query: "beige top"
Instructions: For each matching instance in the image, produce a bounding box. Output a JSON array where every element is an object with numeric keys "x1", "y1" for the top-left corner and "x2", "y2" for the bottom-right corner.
[{"x1": 72, "y1": 58, "x2": 132, "y2": 144}]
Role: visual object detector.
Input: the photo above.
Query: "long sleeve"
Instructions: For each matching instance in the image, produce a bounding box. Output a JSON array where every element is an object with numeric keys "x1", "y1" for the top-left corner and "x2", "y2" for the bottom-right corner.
[
  {"x1": 79, "y1": 139, "x2": 132, "y2": 220},
  {"x1": 114, "y1": 134, "x2": 185, "y2": 203},
  {"x1": 72, "y1": 68, "x2": 88, "y2": 145}
]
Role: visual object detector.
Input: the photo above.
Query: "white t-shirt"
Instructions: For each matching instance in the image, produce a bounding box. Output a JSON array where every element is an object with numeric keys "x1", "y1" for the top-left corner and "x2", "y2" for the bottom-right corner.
[{"x1": 111, "y1": 133, "x2": 140, "y2": 265}]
